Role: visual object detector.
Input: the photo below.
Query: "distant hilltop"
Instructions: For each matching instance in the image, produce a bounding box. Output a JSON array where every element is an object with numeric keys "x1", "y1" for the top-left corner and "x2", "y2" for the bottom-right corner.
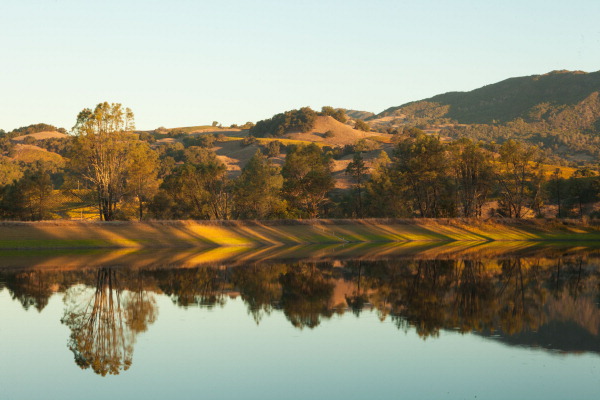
[{"x1": 372, "y1": 69, "x2": 600, "y2": 125}]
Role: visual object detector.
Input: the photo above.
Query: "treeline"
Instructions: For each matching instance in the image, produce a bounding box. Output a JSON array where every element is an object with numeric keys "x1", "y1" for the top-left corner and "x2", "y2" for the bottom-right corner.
[
  {"x1": 1, "y1": 103, "x2": 600, "y2": 221},
  {"x1": 442, "y1": 118, "x2": 600, "y2": 161}
]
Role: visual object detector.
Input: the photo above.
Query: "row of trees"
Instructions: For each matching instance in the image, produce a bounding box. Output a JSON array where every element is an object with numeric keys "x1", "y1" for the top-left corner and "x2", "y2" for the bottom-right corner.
[
  {"x1": 151, "y1": 142, "x2": 333, "y2": 220},
  {"x1": 1, "y1": 103, "x2": 599, "y2": 221},
  {"x1": 341, "y1": 133, "x2": 596, "y2": 219}
]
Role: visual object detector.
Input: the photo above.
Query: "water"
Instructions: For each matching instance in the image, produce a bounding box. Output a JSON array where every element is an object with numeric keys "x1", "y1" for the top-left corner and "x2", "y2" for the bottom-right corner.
[{"x1": 1, "y1": 244, "x2": 599, "y2": 399}]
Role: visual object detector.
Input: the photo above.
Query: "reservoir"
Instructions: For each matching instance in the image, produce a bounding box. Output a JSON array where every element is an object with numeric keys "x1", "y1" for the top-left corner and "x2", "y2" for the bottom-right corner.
[{"x1": 1, "y1": 244, "x2": 599, "y2": 399}]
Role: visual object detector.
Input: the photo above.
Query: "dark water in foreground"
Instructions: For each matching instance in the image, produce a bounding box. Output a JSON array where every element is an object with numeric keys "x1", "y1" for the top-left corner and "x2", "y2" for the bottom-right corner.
[{"x1": 1, "y1": 244, "x2": 599, "y2": 399}]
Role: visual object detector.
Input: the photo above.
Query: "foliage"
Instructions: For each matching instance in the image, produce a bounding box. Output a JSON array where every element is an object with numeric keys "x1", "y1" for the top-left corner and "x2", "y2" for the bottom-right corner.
[
  {"x1": 182, "y1": 134, "x2": 215, "y2": 148},
  {"x1": 282, "y1": 144, "x2": 334, "y2": 218},
  {"x1": 156, "y1": 151, "x2": 230, "y2": 219},
  {"x1": 495, "y1": 140, "x2": 545, "y2": 218},
  {"x1": 264, "y1": 140, "x2": 282, "y2": 157},
  {"x1": 126, "y1": 141, "x2": 160, "y2": 220},
  {"x1": 393, "y1": 134, "x2": 455, "y2": 217},
  {"x1": 241, "y1": 135, "x2": 258, "y2": 147},
  {"x1": 364, "y1": 151, "x2": 405, "y2": 217},
  {"x1": 448, "y1": 139, "x2": 494, "y2": 217},
  {"x1": 250, "y1": 107, "x2": 317, "y2": 138},
  {"x1": 354, "y1": 119, "x2": 370, "y2": 132},
  {"x1": 345, "y1": 152, "x2": 368, "y2": 217},
  {"x1": 67, "y1": 102, "x2": 136, "y2": 221},
  {"x1": 0, "y1": 156, "x2": 23, "y2": 186},
  {"x1": 232, "y1": 150, "x2": 285, "y2": 219},
  {"x1": 0, "y1": 162, "x2": 54, "y2": 220},
  {"x1": 319, "y1": 106, "x2": 347, "y2": 123}
]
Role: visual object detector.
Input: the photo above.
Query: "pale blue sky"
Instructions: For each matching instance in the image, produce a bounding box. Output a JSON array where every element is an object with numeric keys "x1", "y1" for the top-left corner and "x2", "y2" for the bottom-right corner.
[{"x1": 1, "y1": 0, "x2": 599, "y2": 131}]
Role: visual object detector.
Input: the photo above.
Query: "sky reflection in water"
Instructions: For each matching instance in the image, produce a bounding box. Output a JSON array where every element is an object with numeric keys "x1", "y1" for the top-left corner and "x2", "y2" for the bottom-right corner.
[{"x1": 0, "y1": 244, "x2": 599, "y2": 400}]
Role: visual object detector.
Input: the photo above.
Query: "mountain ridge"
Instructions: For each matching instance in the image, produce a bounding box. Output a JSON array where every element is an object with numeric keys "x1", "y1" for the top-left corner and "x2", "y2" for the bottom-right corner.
[{"x1": 374, "y1": 69, "x2": 600, "y2": 125}]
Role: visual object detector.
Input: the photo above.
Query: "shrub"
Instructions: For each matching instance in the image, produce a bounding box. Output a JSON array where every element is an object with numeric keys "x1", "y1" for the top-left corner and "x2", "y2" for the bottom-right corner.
[{"x1": 354, "y1": 119, "x2": 370, "y2": 132}]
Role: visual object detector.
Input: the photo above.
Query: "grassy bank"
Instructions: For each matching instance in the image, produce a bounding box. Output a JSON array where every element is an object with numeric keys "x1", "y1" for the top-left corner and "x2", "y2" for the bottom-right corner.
[
  {"x1": 3, "y1": 242, "x2": 600, "y2": 270},
  {"x1": 1, "y1": 218, "x2": 600, "y2": 250}
]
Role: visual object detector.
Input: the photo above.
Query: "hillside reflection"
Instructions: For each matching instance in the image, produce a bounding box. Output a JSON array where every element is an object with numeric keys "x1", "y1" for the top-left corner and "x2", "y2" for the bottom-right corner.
[{"x1": 1, "y1": 245, "x2": 600, "y2": 375}]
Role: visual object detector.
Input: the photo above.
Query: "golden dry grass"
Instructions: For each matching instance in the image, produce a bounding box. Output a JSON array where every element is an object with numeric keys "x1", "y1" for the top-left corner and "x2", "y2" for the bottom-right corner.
[
  {"x1": 12, "y1": 131, "x2": 68, "y2": 141},
  {"x1": 11, "y1": 144, "x2": 65, "y2": 165},
  {"x1": 212, "y1": 141, "x2": 262, "y2": 175},
  {"x1": 286, "y1": 116, "x2": 387, "y2": 146}
]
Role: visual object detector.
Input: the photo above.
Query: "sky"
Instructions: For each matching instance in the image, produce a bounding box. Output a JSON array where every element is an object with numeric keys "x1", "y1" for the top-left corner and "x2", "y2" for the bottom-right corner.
[{"x1": 1, "y1": 0, "x2": 599, "y2": 132}]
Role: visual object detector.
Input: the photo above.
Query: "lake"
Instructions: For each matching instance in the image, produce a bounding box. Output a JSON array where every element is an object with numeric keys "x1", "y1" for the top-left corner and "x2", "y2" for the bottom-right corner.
[{"x1": 1, "y1": 243, "x2": 599, "y2": 399}]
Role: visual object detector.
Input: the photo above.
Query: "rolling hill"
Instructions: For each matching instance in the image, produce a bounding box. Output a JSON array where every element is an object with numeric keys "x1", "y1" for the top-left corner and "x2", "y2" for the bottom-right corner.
[
  {"x1": 368, "y1": 70, "x2": 600, "y2": 161},
  {"x1": 374, "y1": 70, "x2": 600, "y2": 125},
  {"x1": 286, "y1": 115, "x2": 386, "y2": 146},
  {"x1": 11, "y1": 130, "x2": 68, "y2": 142}
]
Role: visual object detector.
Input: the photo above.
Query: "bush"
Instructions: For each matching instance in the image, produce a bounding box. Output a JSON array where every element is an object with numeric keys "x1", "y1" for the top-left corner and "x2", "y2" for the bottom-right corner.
[
  {"x1": 320, "y1": 106, "x2": 347, "y2": 123},
  {"x1": 265, "y1": 140, "x2": 282, "y2": 157},
  {"x1": 241, "y1": 135, "x2": 258, "y2": 147},
  {"x1": 250, "y1": 107, "x2": 317, "y2": 138},
  {"x1": 240, "y1": 121, "x2": 255, "y2": 130},
  {"x1": 183, "y1": 135, "x2": 215, "y2": 148},
  {"x1": 354, "y1": 119, "x2": 370, "y2": 132}
]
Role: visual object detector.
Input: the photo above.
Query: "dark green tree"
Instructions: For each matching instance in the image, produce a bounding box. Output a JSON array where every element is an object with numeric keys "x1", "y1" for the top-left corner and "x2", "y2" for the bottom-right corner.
[
  {"x1": 448, "y1": 139, "x2": 494, "y2": 217},
  {"x1": 320, "y1": 106, "x2": 347, "y2": 123},
  {"x1": 160, "y1": 158, "x2": 230, "y2": 220},
  {"x1": 282, "y1": 144, "x2": 334, "y2": 218},
  {"x1": 495, "y1": 140, "x2": 545, "y2": 218},
  {"x1": 394, "y1": 133, "x2": 455, "y2": 217},
  {"x1": 345, "y1": 152, "x2": 368, "y2": 218},
  {"x1": 364, "y1": 151, "x2": 407, "y2": 217},
  {"x1": 0, "y1": 162, "x2": 53, "y2": 220},
  {"x1": 233, "y1": 150, "x2": 285, "y2": 219}
]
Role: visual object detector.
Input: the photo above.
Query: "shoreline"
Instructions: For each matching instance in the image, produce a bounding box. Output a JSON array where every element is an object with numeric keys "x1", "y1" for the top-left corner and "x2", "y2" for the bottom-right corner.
[{"x1": 1, "y1": 218, "x2": 600, "y2": 250}]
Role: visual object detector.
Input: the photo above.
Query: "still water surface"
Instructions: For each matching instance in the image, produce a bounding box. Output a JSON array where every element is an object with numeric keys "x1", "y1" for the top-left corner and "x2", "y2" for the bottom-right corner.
[{"x1": 1, "y1": 244, "x2": 599, "y2": 399}]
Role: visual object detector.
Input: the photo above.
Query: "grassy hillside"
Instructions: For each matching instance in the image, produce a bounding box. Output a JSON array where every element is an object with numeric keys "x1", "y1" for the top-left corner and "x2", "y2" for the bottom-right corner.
[
  {"x1": 342, "y1": 109, "x2": 375, "y2": 120},
  {"x1": 11, "y1": 144, "x2": 65, "y2": 166},
  {"x1": 286, "y1": 116, "x2": 387, "y2": 146},
  {"x1": 11, "y1": 130, "x2": 68, "y2": 142}
]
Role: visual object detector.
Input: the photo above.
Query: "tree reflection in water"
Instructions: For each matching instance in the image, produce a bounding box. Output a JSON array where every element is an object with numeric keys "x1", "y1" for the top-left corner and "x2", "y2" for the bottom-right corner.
[
  {"x1": 2, "y1": 248, "x2": 600, "y2": 376},
  {"x1": 279, "y1": 263, "x2": 336, "y2": 329},
  {"x1": 231, "y1": 264, "x2": 285, "y2": 324},
  {"x1": 155, "y1": 267, "x2": 227, "y2": 308},
  {"x1": 61, "y1": 268, "x2": 157, "y2": 376},
  {"x1": 4, "y1": 271, "x2": 56, "y2": 312}
]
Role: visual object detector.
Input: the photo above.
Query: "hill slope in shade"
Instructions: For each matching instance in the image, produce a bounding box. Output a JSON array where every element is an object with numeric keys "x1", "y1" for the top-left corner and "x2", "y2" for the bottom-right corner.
[
  {"x1": 376, "y1": 70, "x2": 600, "y2": 125},
  {"x1": 342, "y1": 109, "x2": 375, "y2": 120}
]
